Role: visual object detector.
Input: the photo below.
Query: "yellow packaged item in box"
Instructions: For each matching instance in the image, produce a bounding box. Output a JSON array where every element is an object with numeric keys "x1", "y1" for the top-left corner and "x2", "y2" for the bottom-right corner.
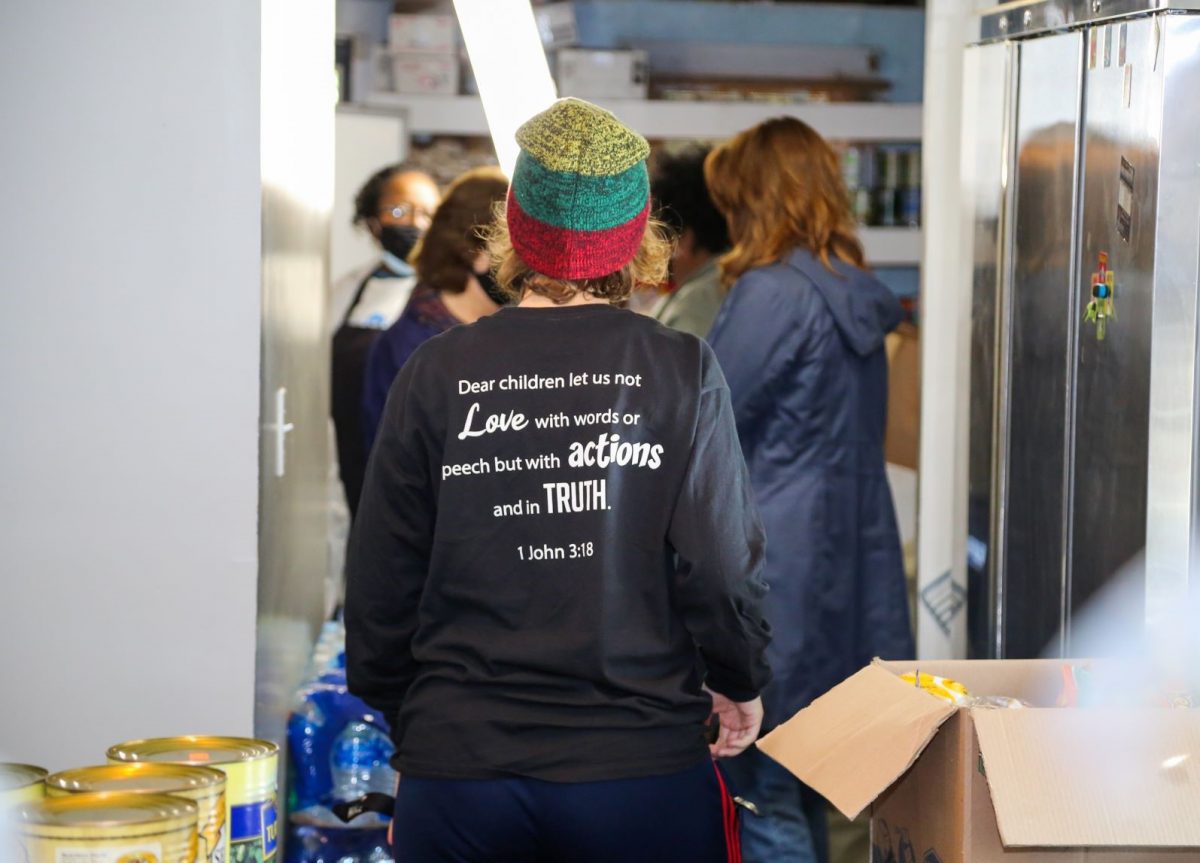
[{"x1": 900, "y1": 671, "x2": 970, "y2": 704}]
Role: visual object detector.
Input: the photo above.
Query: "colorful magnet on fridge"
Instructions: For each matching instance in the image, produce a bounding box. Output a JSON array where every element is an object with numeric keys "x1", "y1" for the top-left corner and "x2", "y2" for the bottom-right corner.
[{"x1": 1084, "y1": 251, "x2": 1117, "y2": 340}]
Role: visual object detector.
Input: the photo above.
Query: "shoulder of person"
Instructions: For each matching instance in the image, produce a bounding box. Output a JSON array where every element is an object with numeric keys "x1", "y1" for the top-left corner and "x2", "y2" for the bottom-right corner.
[
  {"x1": 632, "y1": 305, "x2": 712, "y2": 351},
  {"x1": 329, "y1": 259, "x2": 382, "y2": 326},
  {"x1": 781, "y1": 248, "x2": 901, "y2": 355},
  {"x1": 782, "y1": 246, "x2": 885, "y2": 293},
  {"x1": 671, "y1": 272, "x2": 723, "y2": 308},
  {"x1": 371, "y1": 304, "x2": 423, "y2": 360},
  {"x1": 629, "y1": 314, "x2": 724, "y2": 397},
  {"x1": 726, "y1": 257, "x2": 822, "y2": 321},
  {"x1": 694, "y1": 336, "x2": 730, "y2": 393}
]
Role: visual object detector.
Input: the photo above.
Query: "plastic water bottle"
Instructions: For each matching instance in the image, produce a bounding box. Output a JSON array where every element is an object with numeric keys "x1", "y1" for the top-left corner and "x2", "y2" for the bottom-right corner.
[{"x1": 329, "y1": 721, "x2": 397, "y2": 803}]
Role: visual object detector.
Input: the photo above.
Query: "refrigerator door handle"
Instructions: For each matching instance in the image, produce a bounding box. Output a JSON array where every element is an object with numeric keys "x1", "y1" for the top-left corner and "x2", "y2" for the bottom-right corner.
[{"x1": 265, "y1": 386, "x2": 295, "y2": 478}]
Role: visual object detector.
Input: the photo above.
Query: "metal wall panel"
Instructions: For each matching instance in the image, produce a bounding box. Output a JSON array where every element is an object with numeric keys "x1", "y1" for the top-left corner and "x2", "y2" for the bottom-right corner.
[
  {"x1": 256, "y1": 0, "x2": 336, "y2": 748},
  {"x1": 976, "y1": 0, "x2": 1200, "y2": 44},
  {"x1": 1068, "y1": 18, "x2": 1163, "y2": 649},
  {"x1": 1001, "y1": 32, "x2": 1084, "y2": 658},
  {"x1": 1145, "y1": 16, "x2": 1200, "y2": 641},
  {"x1": 964, "y1": 40, "x2": 1015, "y2": 658}
]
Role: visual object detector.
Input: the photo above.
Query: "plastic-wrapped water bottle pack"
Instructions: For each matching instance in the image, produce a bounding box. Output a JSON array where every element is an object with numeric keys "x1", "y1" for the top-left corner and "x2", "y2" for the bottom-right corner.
[{"x1": 285, "y1": 621, "x2": 395, "y2": 863}]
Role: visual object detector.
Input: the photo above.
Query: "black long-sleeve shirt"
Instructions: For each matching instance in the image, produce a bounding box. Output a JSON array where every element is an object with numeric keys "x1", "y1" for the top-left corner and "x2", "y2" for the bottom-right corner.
[{"x1": 345, "y1": 302, "x2": 771, "y2": 782}]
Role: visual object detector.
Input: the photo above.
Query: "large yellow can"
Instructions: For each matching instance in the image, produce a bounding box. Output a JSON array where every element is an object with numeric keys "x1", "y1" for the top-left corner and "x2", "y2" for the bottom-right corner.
[
  {"x1": 1, "y1": 763, "x2": 48, "y2": 808},
  {"x1": 46, "y1": 765, "x2": 226, "y2": 863},
  {"x1": 14, "y1": 791, "x2": 198, "y2": 863},
  {"x1": 107, "y1": 738, "x2": 278, "y2": 863}
]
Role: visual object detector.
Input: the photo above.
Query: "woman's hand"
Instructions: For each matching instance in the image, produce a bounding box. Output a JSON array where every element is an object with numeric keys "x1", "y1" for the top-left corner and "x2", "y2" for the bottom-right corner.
[{"x1": 705, "y1": 687, "x2": 764, "y2": 758}]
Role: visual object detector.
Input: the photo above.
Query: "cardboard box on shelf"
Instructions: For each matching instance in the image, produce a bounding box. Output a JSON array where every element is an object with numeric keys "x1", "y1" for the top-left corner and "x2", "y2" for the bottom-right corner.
[
  {"x1": 636, "y1": 41, "x2": 878, "y2": 82},
  {"x1": 556, "y1": 49, "x2": 649, "y2": 100},
  {"x1": 389, "y1": 51, "x2": 460, "y2": 96},
  {"x1": 388, "y1": 13, "x2": 457, "y2": 53},
  {"x1": 534, "y1": 2, "x2": 578, "y2": 50},
  {"x1": 759, "y1": 659, "x2": 1200, "y2": 862},
  {"x1": 336, "y1": 33, "x2": 389, "y2": 104},
  {"x1": 635, "y1": 41, "x2": 887, "y2": 103}
]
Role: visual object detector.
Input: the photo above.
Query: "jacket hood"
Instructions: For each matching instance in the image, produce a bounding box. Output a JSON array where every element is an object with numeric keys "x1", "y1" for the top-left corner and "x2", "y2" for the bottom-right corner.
[{"x1": 784, "y1": 248, "x2": 902, "y2": 357}]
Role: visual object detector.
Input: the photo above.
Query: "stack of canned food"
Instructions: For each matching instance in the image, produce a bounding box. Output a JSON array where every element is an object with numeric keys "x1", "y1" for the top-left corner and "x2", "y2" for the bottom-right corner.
[
  {"x1": 3, "y1": 625, "x2": 397, "y2": 863},
  {"x1": 841, "y1": 143, "x2": 922, "y2": 228},
  {"x1": 3, "y1": 736, "x2": 279, "y2": 863}
]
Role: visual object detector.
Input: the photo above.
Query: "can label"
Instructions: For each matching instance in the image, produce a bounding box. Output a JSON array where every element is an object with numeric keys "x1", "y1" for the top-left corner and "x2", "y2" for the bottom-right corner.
[
  {"x1": 1, "y1": 781, "x2": 44, "y2": 808},
  {"x1": 204, "y1": 819, "x2": 226, "y2": 863},
  {"x1": 54, "y1": 844, "x2": 163, "y2": 863},
  {"x1": 899, "y1": 188, "x2": 921, "y2": 227},
  {"x1": 229, "y1": 799, "x2": 277, "y2": 863},
  {"x1": 200, "y1": 791, "x2": 228, "y2": 863}
]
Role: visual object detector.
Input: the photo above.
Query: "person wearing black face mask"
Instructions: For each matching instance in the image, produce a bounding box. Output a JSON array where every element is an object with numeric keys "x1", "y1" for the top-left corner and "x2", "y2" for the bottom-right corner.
[
  {"x1": 361, "y1": 166, "x2": 510, "y2": 454},
  {"x1": 474, "y1": 266, "x2": 510, "y2": 307},
  {"x1": 378, "y1": 222, "x2": 424, "y2": 263},
  {"x1": 332, "y1": 164, "x2": 440, "y2": 519}
]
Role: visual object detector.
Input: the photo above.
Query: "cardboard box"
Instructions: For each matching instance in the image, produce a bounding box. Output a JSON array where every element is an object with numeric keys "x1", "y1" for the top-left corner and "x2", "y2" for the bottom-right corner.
[
  {"x1": 885, "y1": 321, "x2": 920, "y2": 470},
  {"x1": 534, "y1": 2, "x2": 578, "y2": 49},
  {"x1": 759, "y1": 659, "x2": 1200, "y2": 862},
  {"x1": 556, "y1": 48, "x2": 649, "y2": 100},
  {"x1": 388, "y1": 13, "x2": 457, "y2": 53},
  {"x1": 389, "y1": 50, "x2": 459, "y2": 96}
]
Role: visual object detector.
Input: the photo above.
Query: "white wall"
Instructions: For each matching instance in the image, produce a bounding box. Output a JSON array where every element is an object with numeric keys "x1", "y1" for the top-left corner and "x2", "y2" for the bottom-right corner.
[
  {"x1": 0, "y1": 2, "x2": 262, "y2": 769},
  {"x1": 331, "y1": 108, "x2": 406, "y2": 307},
  {"x1": 916, "y1": 0, "x2": 995, "y2": 660}
]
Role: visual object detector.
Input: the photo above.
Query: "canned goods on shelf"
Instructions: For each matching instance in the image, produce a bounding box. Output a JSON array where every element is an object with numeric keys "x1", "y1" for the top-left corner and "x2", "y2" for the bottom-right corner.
[
  {"x1": 15, "y1": 791, "x2": 198, "y2": 863},
  {"x1": 841, "y1": 145, "x2": 862, "y2": 189},
  {"x1": 47, "y1": 763, "x2": 227, "y2": 863},
  {"x1": 107, "y1": 737, "x2": 279, "y2": 863},
  {"x1": 903, "y1": 148, "x2": 922, "y2": 189},
  {"x1": 1, "y1": 763, "x2": 48, "y2": 808},
  {"x1": 878, "y1": 147, "x2": 902, "y2": 188}
]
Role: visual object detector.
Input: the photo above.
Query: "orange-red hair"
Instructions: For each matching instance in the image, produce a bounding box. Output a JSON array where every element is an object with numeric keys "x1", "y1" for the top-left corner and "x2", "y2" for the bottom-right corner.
[{"x1": 704, "y1": 117, "x2": 865, "y2": 286}]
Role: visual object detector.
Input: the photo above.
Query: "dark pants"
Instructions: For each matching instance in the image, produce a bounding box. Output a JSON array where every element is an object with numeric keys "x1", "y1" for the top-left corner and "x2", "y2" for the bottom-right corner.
[
  {"x1": 391, "y1": 758, "x2": 738, "y2": 863},
  {"x1": 721, "y1": 745, "x2": 829, "y2": 863}
]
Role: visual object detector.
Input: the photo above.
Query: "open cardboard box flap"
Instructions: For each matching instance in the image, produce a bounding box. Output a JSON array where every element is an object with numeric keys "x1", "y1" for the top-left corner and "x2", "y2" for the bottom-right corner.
[
  {"x1": 973, "y1": 707, "x2": 1200, "y2": 849},
  {"x1": 760, "y1": 658, "x2": 1200, "y2": 852},
  {"x1": 756, "y1": 661, "x2": 957, "y2": 820}
]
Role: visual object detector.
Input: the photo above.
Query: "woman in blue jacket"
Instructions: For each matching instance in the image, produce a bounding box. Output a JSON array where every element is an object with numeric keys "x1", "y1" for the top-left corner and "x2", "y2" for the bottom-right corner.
[{"x1": 704, "y1": 118, "x2": 914, "y2": 863}]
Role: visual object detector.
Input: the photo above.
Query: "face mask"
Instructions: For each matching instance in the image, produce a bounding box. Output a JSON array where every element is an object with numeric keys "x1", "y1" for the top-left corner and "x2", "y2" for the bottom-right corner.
[
  {"x1": 378, "y1": 224, "x2": 422, "y2": 262},
  {"x1": 476, "y1": 268, "x2": 509, "y2": 306}
]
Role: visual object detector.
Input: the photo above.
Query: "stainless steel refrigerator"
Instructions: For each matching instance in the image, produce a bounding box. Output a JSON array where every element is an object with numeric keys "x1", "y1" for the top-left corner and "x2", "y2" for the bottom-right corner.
[{"x1": 964, "y1": 1, "x2": 1200, "y2": 658}]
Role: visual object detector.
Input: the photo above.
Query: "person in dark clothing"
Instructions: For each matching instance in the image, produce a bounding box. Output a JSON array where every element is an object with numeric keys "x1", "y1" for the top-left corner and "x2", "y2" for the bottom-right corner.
[
  {"x1": 360, "y1": 166, "x2": 509, "y2": 454},
  {"x1": 703, "y1": 118, "x2": 915, "y2": 863},
  {"x1": 345, "y1": 98, "x2": 771, "y2": 863},
  {"x1": 649, "y1": 146, "x2": 730, "y2": 338},
  {"x1": 331, "y1": 164, "x2": 440, "y2": 518}
]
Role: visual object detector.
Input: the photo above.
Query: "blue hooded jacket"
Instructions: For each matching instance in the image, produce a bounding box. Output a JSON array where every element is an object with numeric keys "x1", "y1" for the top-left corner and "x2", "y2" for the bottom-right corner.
[{"x1": 709, "y1": 247, "x2": 914, "y2": 731}]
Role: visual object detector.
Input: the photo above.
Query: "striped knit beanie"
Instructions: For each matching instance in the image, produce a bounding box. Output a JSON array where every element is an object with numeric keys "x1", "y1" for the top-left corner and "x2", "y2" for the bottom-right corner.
[{"x1": 507, "y1": 98, "x2": 651, "y2": 280}]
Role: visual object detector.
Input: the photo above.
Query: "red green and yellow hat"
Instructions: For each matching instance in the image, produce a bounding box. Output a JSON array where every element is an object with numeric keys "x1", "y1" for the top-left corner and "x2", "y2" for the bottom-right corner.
[{"x1": 507, "y1": 98, "x2": 651, "y2": 280}]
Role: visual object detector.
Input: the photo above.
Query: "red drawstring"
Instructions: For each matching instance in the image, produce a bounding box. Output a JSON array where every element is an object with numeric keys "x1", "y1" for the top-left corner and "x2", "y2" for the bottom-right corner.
[{"x1": 712, "y1": 760, "x2": 742, "y2": 863}]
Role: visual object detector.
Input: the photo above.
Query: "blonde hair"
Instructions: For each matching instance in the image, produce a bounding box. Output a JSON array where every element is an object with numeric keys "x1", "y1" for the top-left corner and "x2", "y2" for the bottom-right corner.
[
  {"x1": 484, "y1": 205, "x2": 672, "y2": 305},
  {"x1": 704, "y1": 117, "x2": 865, "y2": 286}
]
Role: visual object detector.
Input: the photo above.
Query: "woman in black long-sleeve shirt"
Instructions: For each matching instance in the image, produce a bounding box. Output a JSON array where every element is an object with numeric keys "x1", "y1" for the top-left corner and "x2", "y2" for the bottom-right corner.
[{"x1": 345, "y1": 98, "x2": 771, "y2": 863}]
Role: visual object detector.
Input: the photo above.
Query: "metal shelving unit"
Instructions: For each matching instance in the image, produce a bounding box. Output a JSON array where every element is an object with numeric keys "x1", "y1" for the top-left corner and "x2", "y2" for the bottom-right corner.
[
  {"x1": 350, "y1": 94, "x2": 924, "y2": 266},
  {"x1": 857, "y1": 227, "x2": 923, "y2": 267},
  {"x1": 361, "y1": 93, "x2": 922, "y2": 142}
]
